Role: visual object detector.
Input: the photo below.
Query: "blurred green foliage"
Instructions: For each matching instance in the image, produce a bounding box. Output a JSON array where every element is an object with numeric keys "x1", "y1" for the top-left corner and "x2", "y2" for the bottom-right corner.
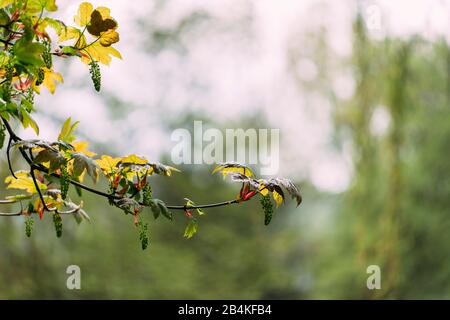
[
  {"x1": 0, "y1": 160, "x2": 305, "y2": 299},
  {"x1": 312, "y1": 15, "x2": 450, "y2": 299},
  {"x1": 0, "y1": 5, "x2": 450, "y2": 299}
]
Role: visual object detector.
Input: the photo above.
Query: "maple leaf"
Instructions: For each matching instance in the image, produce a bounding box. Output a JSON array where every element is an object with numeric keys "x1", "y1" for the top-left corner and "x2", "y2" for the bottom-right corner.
[
  {"x1": 58, "y1": 26, "x2": 87, "y2": 48},
  {"x1": 5, "y1": 171, "x2": 47, "y2": 194},
  {"x1": 73, "y1": 2, "x2": 93, "y2": 27},
  {"x1": 81, "y1": 42, "x2": 122, "y2": 65},
  {"x1": 19, "y1": 108, "x2": 39, "y2": 135},
  {"x1": 33, "y1": 68, "x2": 63, "y2": 94},
  {"x1": 26, "y1": 0, "x2": 57, "y2": 13},
  {"x1": 72, "y1": 141, "x2": 96, "y2": 157},
  {"x1": 212, "y1": 162, "x2": 254, "y2": 178},
  {"x1": 184, "y1": 219, "x2": 198, "y2": 239},
  {"x1": 58, "y1": 117, "x2": 79, "y2": 144},
  {"x1": 99, "y1": 29, "x2": 119, "y2": 47},
  {"x1": 96, "y1": 155, "x2": 121, "y2": 175},
  {"x1": 86, "y1": 9, "x2": 117, "y2": 36}
]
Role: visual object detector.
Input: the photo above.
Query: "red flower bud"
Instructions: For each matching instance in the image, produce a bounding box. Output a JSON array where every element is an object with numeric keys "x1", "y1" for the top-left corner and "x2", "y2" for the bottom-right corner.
[
  {"x1": 243, "y1": 190, "x2": 257, "y2": 201},
  {"x1": 184, "y1": 209, "x2": 193, "y2": 218},
  {"x1": 240, "y1": 184, "x2": 249, "y2": 199}
]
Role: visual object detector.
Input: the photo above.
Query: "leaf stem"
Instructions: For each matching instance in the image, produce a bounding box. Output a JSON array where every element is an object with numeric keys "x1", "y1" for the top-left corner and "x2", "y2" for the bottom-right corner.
[{"x1": 6, "y1": 136, "x2": 17, "y2": 178}]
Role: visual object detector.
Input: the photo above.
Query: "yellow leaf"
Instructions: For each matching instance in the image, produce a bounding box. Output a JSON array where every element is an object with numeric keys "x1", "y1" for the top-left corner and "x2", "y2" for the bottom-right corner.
[
  {"x1": 0, "y1": 0, "x2": 13, "y2": 9},
  {"x1": 87, "y1": 9, "x2": 118, "y2": 36},
  {"x1": 212, "y1": 166, "x2": 254, "y2": 178},
  {"x1": 39, "y1": 17, "x2": 66, "y2": 36},
  {"x1": 20, "y1": 109, "x2": 39, "y2": 135},
  {"x1": 124, "y1": 170, "x2": 136, "y2": 181},
  {"x1": 96, "y1": 155, "x2": 121, "y2": 174},
  {"x1": 66, "y1": 160, "x2": 87, "y2": 183},
  {"x1": 72, "y1": 141, "x2": 96, "y2": 157},
  {"x1": 258, "y1": 184, "x2": 269, "y2": 196},
  {"x1": 34, "y1": 196, "x2": 61, "y2": 211},
  {"x1": 58, "y1": 26, "x2": 87, "y2": 48},
  {"x1": 120, "y1": 154, "x2": 148, "y2": 165},
  {"x1": 99, "y1": 30, "x2": 119, "y2": 47},
  {"x1": 96, "y1": 7, "x2": 112, "y2": 19},
  {"x1": 26, "y1": 0, "x2": 57, "y2": 13},
  {"x1": 81, "y1": 42, "x2": 122, "y2": 65},
  {"x1": 58, "y1": 117, "x2": 79, "y2": 143},
  {"x1": 272, "y1": 190, "x2": 284, "y2": 207},
  {"x1": 34, "y1": 68, "x2": 63, "y2": 94},
  {"x1": 5, "y1": 171, "x2": 47, "y2": 194},
  {"x1": 74, "y1": 2, "x2": 93, "y2": 27},
  {"x1": 164, "y1": 166, "x2": 180, "y2": 176}
]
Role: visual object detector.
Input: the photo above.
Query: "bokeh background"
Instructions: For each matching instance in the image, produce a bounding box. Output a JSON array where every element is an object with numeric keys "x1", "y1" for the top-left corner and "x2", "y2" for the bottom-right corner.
[{"x1": 1, "y1": 0, "x2": 450, "y2": 299}]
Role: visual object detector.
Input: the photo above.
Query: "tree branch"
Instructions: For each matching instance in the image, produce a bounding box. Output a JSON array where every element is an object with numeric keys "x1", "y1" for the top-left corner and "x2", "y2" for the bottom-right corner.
[
  {"x1": 6, "y1": 136, "x2": 17, "y2": 178},
  {"x1": 1, "y1": 116, "x2": 244, "y2": 212},
  {"x1": 29, "y1": 165, "x2": 55, "y2": 212}
]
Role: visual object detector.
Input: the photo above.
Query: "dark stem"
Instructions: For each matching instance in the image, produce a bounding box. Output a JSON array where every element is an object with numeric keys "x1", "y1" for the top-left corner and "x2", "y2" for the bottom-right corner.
[
  {"x1": 0, "y1": 38, "x2": 13, "y2": 46},
  {"x1": 1, "y1": 117, "x2": 243, "y2": 211},
  {"x1": 29, "y1": 165, "x2": 54, "y2": 212},
  {"x1": 166, "y1": 199, "x2": 238, "y2": 210},
  {"x1": 6, "y1": 136, "x2": 17, "y2": 178}
]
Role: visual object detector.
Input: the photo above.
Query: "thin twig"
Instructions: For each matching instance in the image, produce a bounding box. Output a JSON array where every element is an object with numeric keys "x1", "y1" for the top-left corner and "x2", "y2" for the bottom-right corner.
[
  {"x1": 1, "y1": 116, "x2": 243, "y2": 212},
  {"x1": 6, "y1": 136, "x2": 17, "y2": 178},
  {"x1": 29, "y1": 165, "x2": 55, "y2": 212},
  {"x1": 0, "y1": 211, "x2": 22, "y2": 216},
  {"x1": 0, "y1": 199, "x2": 17, "y2": 204}
]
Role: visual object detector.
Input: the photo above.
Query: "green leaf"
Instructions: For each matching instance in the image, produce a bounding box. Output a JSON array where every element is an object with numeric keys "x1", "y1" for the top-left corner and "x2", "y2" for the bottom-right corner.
[
  {"x1": 0, "y1": 9, "x2": 9, "y2": 25},
  {"x1": 14, "y1": 40, "x2": 45, "y2": 66},
  {"x1": 19, "y1": 108, "x2": 39, "y2": 135},
  {"x1": 41, "y1": 17, "x2": 66, "y2": 35},
  {"x1": 26, "y1": 0, "x2": 58, "y2": 13},
  {"x1": 184, "y1": 219, "x2": 198, "y2": 239},
  {"x1": 148, "y1": 199, "x2": 172, "y2": 221},
  {"x1": 58, "y1": 117, "x2": 79, "y2": 143},
  {"x1": 116, "y1": 197, "x2": 140, "y2": 215},
  {"x1": 60, "y1": 46, "x2": 82, "y2": 57}
]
